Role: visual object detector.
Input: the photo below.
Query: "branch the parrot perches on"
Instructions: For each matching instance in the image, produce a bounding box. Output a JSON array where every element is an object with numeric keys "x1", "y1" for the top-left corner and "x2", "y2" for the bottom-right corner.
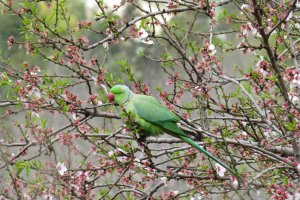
[{"x1": 108, "y1": 85, "x2": 236, "y2": 176}]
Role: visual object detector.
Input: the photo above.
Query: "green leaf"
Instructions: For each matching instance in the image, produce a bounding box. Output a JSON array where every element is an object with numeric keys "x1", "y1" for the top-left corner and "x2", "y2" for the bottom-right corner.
[
  {"x1": 284, "y1": 120, "x2": 296, "y2": 131},
  {"x1": 242, "y1": 82, "x2": 251, "y2": 93},
  {"x1": 216, "y1": 8, "x2": 228, "y2": 20},
  {"x1": 40, "y1": 118, "x2": 47, "y2": 129},
  {"x1": 200, "y1": 163, "x2": 208, "y2": 171},
  {"x1": 203, "y1": 137, "x2": 213, "y2": 145},
  {"x1": 0, "y1": 81, "x2": 10, "y2": 87},
  {"x1": 250, "y1": 71, "x2": 259, "y2": 80},
  {"x1": 25, "y1": 162, "x2": 31, "y2": 176},
  {"x1": 16, "y1": 162, "x2": 25, "y2": 176},
  {"x1": 237, "y1": 164, "x2": 246, "y2": 175},
  {"x1": 15, "y1": 161, "x2": 31, "y2": 176},
  {"x1": 126, "y1": 193, "x2": 134, "y2": 200},
  {"x1": 31, "y1": 159, "x2": 42, "y2": 169}
]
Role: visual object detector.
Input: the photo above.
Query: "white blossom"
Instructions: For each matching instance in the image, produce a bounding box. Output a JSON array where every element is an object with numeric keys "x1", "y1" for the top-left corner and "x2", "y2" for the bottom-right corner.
[
  {"x1": 56, "y1": 162, "x2": 67, "y2": 176},
  {"x1": 190, "y1": 193, "x2": 203, "y2": 200},
  {"x1": 135, "y1": 29, "x2": 154, "y2": 44},
  {"x1": 138, "y1": 29, "x2": 149, "y2": 39},
  {"x1": 109, "y1": 149, "x2": 128, "y2": 160},
  {"x1": 171, "y1": 190, "x2": 179, "y2": 196},
  {"x1": 44, "y1": 194, "x2": 53, "y2": 200},
  {"x1": 197, "y1": 126, "x2": 203, "y2": 131},
  {"x1": 29, "y1": 69, "x2": 41, "y2": 76},
  {"x1": 48, "y1": 98, "x2": 55, "y2": 105},
  {"x1": 103, "y1": 42, "x2": 109, "y2": 49},
  {"x1": 23, "y1": 193, "x2": 32, "y2": 200},
  {"x1": 289, "y1": 94, "x2": 299, "y2": 105},
  {"x1": 91, "y1": 76, "x2": 97, "y2": 85},
  {"x1": 286, "y1": 12, "x2": 293, "y2": 22},
  {"x1": 72, "y1": 113, "x2": 80, "y2": 120},
  {"x1": 71, "y1": 183, "x2": 80, "y2": 191},
  {"x1": 291, "y1": 74, "x2": 300, "y2": 89},
  {"x1": 31, "y1": 111, "x2": 40, "y2": 118},
  {"x1": 258, "y1": 68, "x2": 268, "y2": 77},
  {"x1": 71, "y1": 171, "x2": 82, "y2": 179},
  {"x1": 190, "y1": 196, "x2": 202, "y2": 200},
  {"x1": 215, "y1": 163, "x2": 226, "y2": 177},
  {"x1": 241, "y1": 4, "x2": 249, "y2": 10},
  {"x1": 263, "y1": 130, "x2": 273, "y2": 139},
  {"x1": 161, "y1": 177, "x2": 168, "y2": 186},
  {"x1": 28, "y1": 87, "x2": 41, "y2": 98},
  {"x1": 263, "y1": 129, "x2": 278, "y2": 139},
  {"x1": 294, "y1": 192, "x2": 300, "y2": 200},
  {"x1": 97, "y1": 101, "x2": 103, "y2": 106},
  {"x1": 255, "y1": 32, "x2": 262, "y2": 38},
  {"x1": 241, "y1": 131, "x2": 247, "y2": 136},
  {"x1": 116, "y1": 156, "x2": 127, "y2": 162},
  {"x1": 121, "y1": 128, "x2": 127, "y2": 134},
  {"x1": 108, "y1": 150, "x2": 115, "y2": 157},
  {"x1": 240, "y1": 4, "x2": 249, "y2": 14},
  {"x1": 101, "y1": 84, "x2": 108, "y2": 95},
  {"x1": 286, "y1": 193, "x2": 293, "y2": 200},
  {"x1": 243, "y1": 23, "x2": 257, "y2": 36},
  {"x1": 116, "y1": 147, "x2": 127, "y2": 155},
  {"x1": 208, "y1": 44, "x2": 217, "y2": 55},
  {"x1": 256, "y1": 190, "x2": 261, "y2": 196},
  {"x1": 231, "y1": 177, "x2": 239, "y2": 189}
]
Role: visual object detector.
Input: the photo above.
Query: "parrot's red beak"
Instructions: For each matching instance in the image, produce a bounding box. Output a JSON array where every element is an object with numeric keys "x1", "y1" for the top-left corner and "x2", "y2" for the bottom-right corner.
[{"x1": 108, "y1": 93, "x2": 114, "y2": 102}]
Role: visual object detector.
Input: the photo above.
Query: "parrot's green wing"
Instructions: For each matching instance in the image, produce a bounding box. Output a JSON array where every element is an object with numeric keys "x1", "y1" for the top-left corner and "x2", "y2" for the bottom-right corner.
[
  {"x1": 132, "y1": 95, "x2": 179, "y2": 122},
  {"x1": 131, "y1": 95, "x2": 187, "y2": 137}
]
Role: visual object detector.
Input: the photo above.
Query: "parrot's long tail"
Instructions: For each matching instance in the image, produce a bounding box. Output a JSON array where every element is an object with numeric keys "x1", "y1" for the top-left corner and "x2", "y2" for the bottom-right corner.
[{"x1": 179, "y1": 135, "x2": 236, "y2": 175}]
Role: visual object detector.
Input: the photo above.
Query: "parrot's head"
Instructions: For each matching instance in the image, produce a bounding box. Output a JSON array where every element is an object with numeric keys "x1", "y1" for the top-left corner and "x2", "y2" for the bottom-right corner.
[{"x1": 108, "y1": 85, "x2": 132, "y2": 105}]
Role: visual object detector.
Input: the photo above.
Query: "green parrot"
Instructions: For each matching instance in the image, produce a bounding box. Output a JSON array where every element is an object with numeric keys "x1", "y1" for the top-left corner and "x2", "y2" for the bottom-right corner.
[{"x1": 108, "y1": 85, "x2": 235, "y2": 175}]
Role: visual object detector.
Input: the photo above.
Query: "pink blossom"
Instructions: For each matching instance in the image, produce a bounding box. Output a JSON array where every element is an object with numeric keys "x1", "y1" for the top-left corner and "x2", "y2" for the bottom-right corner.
[
  {"x1": 241, "y1": 23, "x2": 257, "y2": 36},
  {"x1": 167, "y1": 1, "x2": 177, "y2": 9},
  {"x1": 77, "y1": 20, "x2": 92, "y2": 29},
  {"x1": 79, "y1": 36, "x2": 89, "y2": 45},
  {"x1": 215, "y1": 163, "x2": 226, "y2": 177},
  {"x1": 6, "y1": 35, "x2": 14, "y2": 48},
  {"x1": 169, "y1": 190, "x2": 179, "y2": 197}
]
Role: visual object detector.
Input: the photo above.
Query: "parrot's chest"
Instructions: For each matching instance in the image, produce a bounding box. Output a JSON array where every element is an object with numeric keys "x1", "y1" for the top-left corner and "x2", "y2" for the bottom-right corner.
[{"x1": 122, "y1": 103, "x2": 162, "y2": 136}]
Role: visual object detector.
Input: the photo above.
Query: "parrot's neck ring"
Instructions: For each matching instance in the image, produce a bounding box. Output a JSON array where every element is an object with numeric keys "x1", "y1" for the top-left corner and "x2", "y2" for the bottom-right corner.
[{"x1": 121, "y1": 91, "x2": 132, "y2": 105}]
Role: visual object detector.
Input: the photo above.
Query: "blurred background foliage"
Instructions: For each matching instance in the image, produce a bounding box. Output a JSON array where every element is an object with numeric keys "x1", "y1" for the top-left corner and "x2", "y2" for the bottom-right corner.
[
  {"x1": 0, "y1": 0, "x2": 259, "y2": 130},
  {"x1": 0, "y1": 1, "x2": 256, "y2": 90}
]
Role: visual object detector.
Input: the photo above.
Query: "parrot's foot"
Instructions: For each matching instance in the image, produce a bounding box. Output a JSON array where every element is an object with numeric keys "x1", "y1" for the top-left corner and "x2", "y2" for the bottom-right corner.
[
  {"x1": 136, "y1": 134, "x2": 147, "y2": 147},
  {"x1": 194, "y1": 133, "x2": 203, "y2": 141}
]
